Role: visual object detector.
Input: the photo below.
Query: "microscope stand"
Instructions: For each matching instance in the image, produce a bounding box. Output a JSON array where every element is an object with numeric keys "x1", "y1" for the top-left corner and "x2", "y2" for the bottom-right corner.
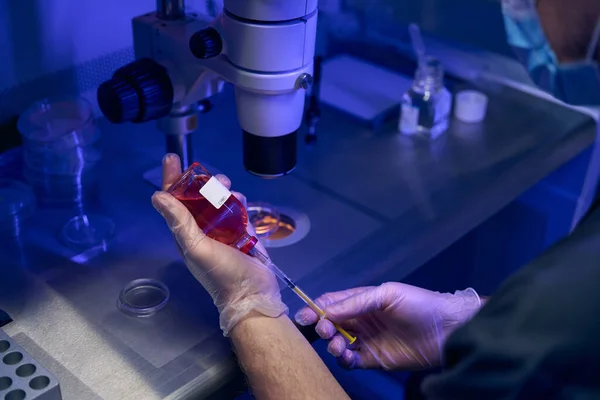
[{"x1": 142, "y1": 101, "x2": 223, "y2": 189}]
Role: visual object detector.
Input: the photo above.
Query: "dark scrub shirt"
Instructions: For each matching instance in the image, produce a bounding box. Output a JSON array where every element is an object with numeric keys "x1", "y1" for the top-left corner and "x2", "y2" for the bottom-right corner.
[{"x1": 422, "y1": 199, "x2": 600, "y2": 399}]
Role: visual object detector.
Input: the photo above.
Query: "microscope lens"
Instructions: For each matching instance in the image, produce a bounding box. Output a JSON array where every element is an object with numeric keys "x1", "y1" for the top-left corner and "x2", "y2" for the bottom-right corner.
[{"x1": 242, "y1": 130, "x2": 297, "y2": 178}]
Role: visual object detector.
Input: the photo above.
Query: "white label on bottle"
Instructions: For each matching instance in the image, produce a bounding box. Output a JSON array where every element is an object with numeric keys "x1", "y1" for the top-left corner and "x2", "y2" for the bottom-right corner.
[
  {"x1": 199, "y1": 176, "x2": 232, "y2": 209},
  {"x1": 399, "y1": 104, "x2": 419, "y2": 134}
]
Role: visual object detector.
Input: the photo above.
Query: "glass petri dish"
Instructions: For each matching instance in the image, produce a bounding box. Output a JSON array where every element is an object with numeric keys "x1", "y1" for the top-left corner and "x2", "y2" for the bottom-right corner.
[
  {"x1": 24, "y1": 167, "x2": 99, "y2": 206},
  {"x1": 18, "y1": 97, "x2": 99, "y2": 148},
  {"x1": 60, "y1": 213, "x2": 115, "y2": 249},
  {"x1": 0, "y1": 180, "x2": 36, "y2": 237},
  {"x1": 18, "y1": 97, "x2": 102, "y2": 177},
  {"x1": 117, "y1": 279, "x2": 170, "y2": 317},
  {"x1": 247, "y1": 202, "x2": 281, "y2": 238}
]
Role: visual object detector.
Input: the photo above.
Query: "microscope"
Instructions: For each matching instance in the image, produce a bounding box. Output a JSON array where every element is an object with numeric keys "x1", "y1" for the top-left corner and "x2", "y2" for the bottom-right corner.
[{"x1": 97, "y1": 0, "x2": 318, "y2": 178}]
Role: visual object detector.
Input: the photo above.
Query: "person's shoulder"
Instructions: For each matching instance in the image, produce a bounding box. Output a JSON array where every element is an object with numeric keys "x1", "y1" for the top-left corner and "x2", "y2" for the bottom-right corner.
[
  {"x1": 421, "y1": 208, "x2": 600, "y2": 399},
  {"x1": 466, "y1": 203, "x2": 600, "y2": 342}
]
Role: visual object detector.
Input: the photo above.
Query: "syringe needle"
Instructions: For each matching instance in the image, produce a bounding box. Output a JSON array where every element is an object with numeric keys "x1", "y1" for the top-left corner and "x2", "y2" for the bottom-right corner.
[{"x1": 249, "y1": 247, "x2": 357, "y2": 344}]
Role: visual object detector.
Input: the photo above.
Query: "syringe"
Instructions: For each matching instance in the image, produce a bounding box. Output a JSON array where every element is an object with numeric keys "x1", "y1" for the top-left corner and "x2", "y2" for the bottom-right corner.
[{"x1": 249, "y1": 247, "x2": 357, "y2": 344}]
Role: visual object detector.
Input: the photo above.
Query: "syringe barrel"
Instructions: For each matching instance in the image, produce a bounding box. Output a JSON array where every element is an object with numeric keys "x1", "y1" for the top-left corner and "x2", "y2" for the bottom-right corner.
[{"x1": 248, "y1": 246, "x2": 357, "y2": 344}]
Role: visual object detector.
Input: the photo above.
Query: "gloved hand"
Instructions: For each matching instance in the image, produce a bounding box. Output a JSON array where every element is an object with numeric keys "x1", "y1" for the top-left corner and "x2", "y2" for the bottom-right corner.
[
  {"x1": 295, "y1": 282, "x2": 482, "y2": 370},
  {"x1": 152, "y1": 154, "x2": 287, "y2": 336}
]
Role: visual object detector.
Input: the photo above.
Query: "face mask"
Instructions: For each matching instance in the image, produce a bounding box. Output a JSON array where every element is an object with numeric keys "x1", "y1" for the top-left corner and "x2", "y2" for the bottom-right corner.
[{"x1": 501, "y1": 0, "x2": 600, "y2": 105}]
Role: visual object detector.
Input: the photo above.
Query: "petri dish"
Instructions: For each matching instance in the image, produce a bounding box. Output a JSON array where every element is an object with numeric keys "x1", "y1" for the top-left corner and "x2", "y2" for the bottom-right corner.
[
  {"x1": 247, "y1": 202, "x2": 281, "y2": 238},
  {"x1": 117, "y1": 279, "x2": 170, "y2": 317},
  {"x1": 60, "y1": 213, "x2": 115, "y2": 249},
  {"x1": 0, "y1": 180, "x2": 36, "y2": 237},
  {"x1": 18, "y1": 97, "x2": 99, "y2": 149}
]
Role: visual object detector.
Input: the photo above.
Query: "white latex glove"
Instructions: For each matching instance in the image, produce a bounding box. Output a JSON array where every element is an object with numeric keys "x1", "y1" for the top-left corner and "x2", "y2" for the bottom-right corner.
[
  {"x1": 152, "y1": 154, "x2": 287, "y2": 336},
  {"x1": 295, "y1": 282, "x2": 482, "y2": 370}
]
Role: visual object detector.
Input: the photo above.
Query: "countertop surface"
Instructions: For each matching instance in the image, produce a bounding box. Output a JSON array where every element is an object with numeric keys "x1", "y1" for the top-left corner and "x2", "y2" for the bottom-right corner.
[{"x1": 0, "y1": 79, "x2": 596, "y2": 399}]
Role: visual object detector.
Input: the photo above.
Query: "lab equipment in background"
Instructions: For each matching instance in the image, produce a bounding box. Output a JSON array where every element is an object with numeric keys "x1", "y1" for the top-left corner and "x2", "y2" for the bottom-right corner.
[
  {"x1": 59, "y1": 213, "x2": 115, "y2": 250},
  {"x1": 18, "y1": 97, "x2": 115, "y2": 250},
  {"x1": 97, "y1": 0, "x2": 318, "y2": 178},
  {"x1": 0, "y1": 309, "x2": 11, "y2": 328},
  {"x1": 398, "y1": 25, "x2": 452, "y2": 139},
  {"x1": 204, "y1": 0, "x2": 222, "y2": 18},
  {"x1": 257, "y1": 206, "x2": 312, "y2": 249},
  {"x1": 117, "y1": 278, "x2": 170, "y2": 317},
  {"x1": 454, "y1": 90, "x2": 489, "y2": 124},
  {"x1": 168, "y1": 162, "x2": 357, "y2": 344},
  {"x1": 408, "y1": 24, "x2": 427, "y2": 66},
  {"x1": 305, "y1": 56, "x2": 324, "y2": 144},
  {"x1": 0, "y1": 180, "x2": 35, "y2": 238},
  {"x1": 398, "y1": 57, "x2": 452, "y2": 139},
  {"x1": 18, "y1": 97, "x2": 101, "y2": 205},
  {"x1": 320, "y1": 55, "x2": 412, "y2": 127},
  {"x1": 247, "y1": 202, "x2": 281, "y2": 239},
  {"x1": 0, "y1": 329, "x2": 63, "y2": 400}
]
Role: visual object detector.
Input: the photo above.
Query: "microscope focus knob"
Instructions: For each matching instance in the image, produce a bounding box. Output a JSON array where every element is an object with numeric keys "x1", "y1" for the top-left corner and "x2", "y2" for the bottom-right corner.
[
  {"x1": 97, "y1": 58, "x2": 174, "y2": 124},
  {"x1": 189, "y1": 27, "x2": 223, "y2": 59}
]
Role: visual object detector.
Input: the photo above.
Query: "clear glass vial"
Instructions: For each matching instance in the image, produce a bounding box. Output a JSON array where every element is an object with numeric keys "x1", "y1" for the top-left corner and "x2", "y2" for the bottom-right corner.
[{"x1": 398, "y1": 57, "x2": 452, "y2": 140}]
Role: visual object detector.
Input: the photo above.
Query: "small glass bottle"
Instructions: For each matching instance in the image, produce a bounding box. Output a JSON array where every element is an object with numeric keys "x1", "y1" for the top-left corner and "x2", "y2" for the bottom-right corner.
[{"x1": 398, "y1": 57, "x2": 452, "y2": 140}]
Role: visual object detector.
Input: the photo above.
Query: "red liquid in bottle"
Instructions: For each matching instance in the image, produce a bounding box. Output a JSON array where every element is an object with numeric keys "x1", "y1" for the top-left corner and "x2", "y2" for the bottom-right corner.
[{"x1": 168, "y1": 167, "x2": 249, "y2": 246}]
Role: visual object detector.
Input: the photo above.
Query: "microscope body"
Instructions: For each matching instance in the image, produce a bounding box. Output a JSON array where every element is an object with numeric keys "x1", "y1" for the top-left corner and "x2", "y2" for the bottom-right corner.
[
  {"x1": 98, "y1": 1, "x2": 319, "y2": 177},
  {"x1": 132, "y1": 13, "x2": 224, "y2": 108}
]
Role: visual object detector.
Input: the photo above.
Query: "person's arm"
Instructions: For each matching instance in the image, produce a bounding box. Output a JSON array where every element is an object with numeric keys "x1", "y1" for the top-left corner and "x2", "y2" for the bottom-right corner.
[
  {"x1": 295, "y1": 285, "x2": 483, "y2": 371},
  {"x1": 153, "y1": 154, "x2": 348, "y2": 400},
  {"x1": 422, "y1": 207, "x2": 600, "y2": 399},
  {"x1": 231, "y1": 313, "x2": 349, "y2": 400}
]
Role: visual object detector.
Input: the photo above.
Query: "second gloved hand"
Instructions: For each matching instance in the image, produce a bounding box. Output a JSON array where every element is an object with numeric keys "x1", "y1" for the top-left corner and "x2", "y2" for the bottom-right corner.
[
  {"x1": 295, "y1": 283, "x2": 482, "y2": 371},
  {"x1": 152, "y1": 154, "x2": 287, "y2": 336}
]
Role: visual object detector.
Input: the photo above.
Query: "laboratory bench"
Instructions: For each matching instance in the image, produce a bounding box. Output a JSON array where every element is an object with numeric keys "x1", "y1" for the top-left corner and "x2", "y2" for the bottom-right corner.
[{"x1": 0, "y1": 66, "x2": 597, "y2": 399}]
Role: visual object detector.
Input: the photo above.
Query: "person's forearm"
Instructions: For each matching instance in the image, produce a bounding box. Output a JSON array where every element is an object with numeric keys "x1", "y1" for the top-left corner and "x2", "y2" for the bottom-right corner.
[{"x1": 230, "y1": 313, "x2": 349, "y2": 400}]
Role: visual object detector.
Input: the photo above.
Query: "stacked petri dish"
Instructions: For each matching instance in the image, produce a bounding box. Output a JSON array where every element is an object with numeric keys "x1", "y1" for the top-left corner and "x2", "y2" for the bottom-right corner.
[
  {"x1": 18, "y1": 97, "x2": 114, "y2": 249},
  {"x1": 18, "y1": 97, "x2": 102, "y2": 206},
  {"x1": 0, "y1": 180, "x2": 36, "y2": 238}
]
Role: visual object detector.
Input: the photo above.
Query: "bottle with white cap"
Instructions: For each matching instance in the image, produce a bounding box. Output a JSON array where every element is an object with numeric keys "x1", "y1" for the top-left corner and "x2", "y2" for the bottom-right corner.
[{"x1": 398, "y1": 56, "x2": 452, "y2": 140}]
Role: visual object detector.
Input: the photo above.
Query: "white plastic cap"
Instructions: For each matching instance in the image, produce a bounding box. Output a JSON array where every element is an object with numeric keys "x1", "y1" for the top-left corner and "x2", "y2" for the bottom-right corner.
[{"x1": 454, "y1": 90, "x2": 488, "y2": 123}]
